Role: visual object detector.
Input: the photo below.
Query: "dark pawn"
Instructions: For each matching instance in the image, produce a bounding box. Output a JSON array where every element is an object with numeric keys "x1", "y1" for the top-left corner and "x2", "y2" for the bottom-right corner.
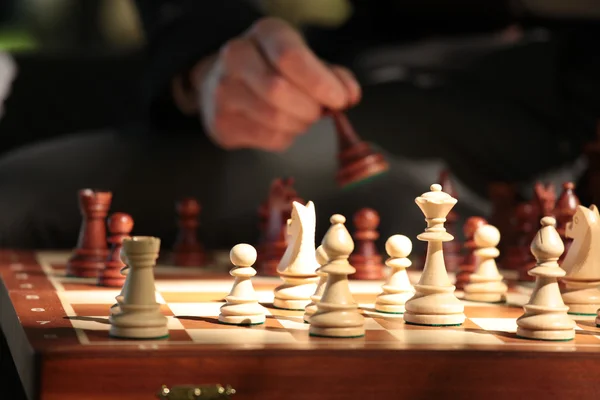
[
  {"x1": 554, "y1": 182, "x2": 580, "y2": 262},
  {"x1": 331, "y1": 110, "x2": 389, "y2": 188},
  {"x1": 350, "y1": 208, "x2": 384, "y2": 280},
  {"x1": 97, "y1": 213, "x2": 134, "y2": 287},
  {"x1": 456, "y1": 217, "x2": 487, "y2": 291},
  {"x1": 66, "y1": 189, "x2": 112, "y2": 278},
  {"x1": 173, "y1": 198, "x2": 205, "y2": 267}
]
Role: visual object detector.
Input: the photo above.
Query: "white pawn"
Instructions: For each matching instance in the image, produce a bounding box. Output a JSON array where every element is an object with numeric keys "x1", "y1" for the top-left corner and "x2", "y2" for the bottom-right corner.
[
  {"x1": 375, "y1": 235, "x2": 415, "y2": 314},
  {"x1": 516, "y1": 217, "x2": 576, "y2": 341},
  {"x1": 463, "y1": 224, "x2": 508, "y2": 303},
  {"x1": 219, "y1": 244, "x2": 266, "y2": 325},
  {"x1": 309, "y1": 214, "x2": 365, "y2": 338},
  {"x1": 304, "y1": 245, "x2": 329, "y2": 323}
]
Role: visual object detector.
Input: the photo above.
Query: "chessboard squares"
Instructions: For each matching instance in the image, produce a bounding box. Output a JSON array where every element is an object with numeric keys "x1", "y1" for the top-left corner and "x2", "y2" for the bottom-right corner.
[
  {"x1": 186, "y1": 327, "x2": 297, "y2": 344},
  {"x1": 70, "y1": 303, "x2": 174, "y2": 317},
  {"x1": 160, "y1": 291, "x2": 226, "y2": 303},
  {"x1": 167, "y1": 302, "x2": 224, "y2": 318},
  {"x1": 59, "y1": 290, "x2": 165, "y2": 305},
  {"x1": 154, "y1": 279, "x2": 234, "y2": 293},
  {"x1": 462, "y1": 305, "x2": 523, "y2": 319},
  {"x1": 70, "y1": 315, "x2": 184, "y2": 331},
  {"x1": 177, "y1": 314, "x2": 284, "y2": 330}
]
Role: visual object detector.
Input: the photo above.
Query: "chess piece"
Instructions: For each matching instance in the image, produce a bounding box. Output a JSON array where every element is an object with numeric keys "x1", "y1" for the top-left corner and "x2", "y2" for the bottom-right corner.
[
  {"x1": 331, "y1": 110, "x2": 389, "y2": 188},
  {"x1": 463, "y1": 224, "x2": 508, "y2": 303},
  {"x1": 97, "y1": 213, "x2": 133, "y2": 287},
  {"x1": 487, "y1": 182, "x2": 517, "y2": 268},
  {"x1": 110, "y1": 247, "x2": 129, "y2": 315},
  {"x1": 455, "y1": 217, "x2": 487, "y2": 291},
  {"x1": 438, "y1": 170, "x2": 461, "y2": 272},
  {"x1": 219, "y1": 244, "x2": 266, "y2": 325},
  {"x1": 554, "y1": 182, "x2": 580, "y2": 262},
  {"x1": 109, "y1": 236, "x2": 169, "y2": 339},
  {"x1": 560, "y1": 205, "x2": 600, "y2": 315},
  {"x1": 172, "y1": 198, "x2": 205, "y2": 267},
  {"x1": 258, "y1": 178, "x2": 303, "y2": 276},
  {"x1": 304, "y1": 245, "x2": 329, "y2": 323},
  {"x1": 349, "y1": 208, "x2": 384, "y2": 280},
  {"x1": 506, "y1": 202, "x2": 537, "y2": 280},
  {"x1": 273, "y1": 201, "x2": 319, "y2": 310},
  {"x1": 404, "y1": 184, "x2": 465, "y2": 326},
  {"x1": 375, "y1": 234, "x2": 415, "y2": 314},
  {"x1": 309, "y1": 214, "x2": 365, "y2": 338},
  {"x1": 66, "y1": 189, "x2": 112, "y2": 278},
  {"x1": 517, "y1": 183, "x2": 557, "y2": 281},
  {"x1": 516, "y1": 217, "x2": 576, "y2": 341}
]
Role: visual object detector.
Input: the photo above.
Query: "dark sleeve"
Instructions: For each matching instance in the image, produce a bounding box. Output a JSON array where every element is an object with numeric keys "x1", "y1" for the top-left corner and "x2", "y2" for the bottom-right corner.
[{"x1": 134, "y1": 0, "x2": 263, "y2": 132}]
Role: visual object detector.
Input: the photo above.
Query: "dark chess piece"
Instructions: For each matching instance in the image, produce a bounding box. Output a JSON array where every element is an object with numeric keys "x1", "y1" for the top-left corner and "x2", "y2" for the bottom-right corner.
[
  {"x1": 330, "y1": 110, "x2": 389, "y2": 188},
  {"x1": 258, "y1": 178, "x2": 303, "y2": 276},
  {"x1": 172, "y1": 198, "x2": 205, "y2": 267},
  {"x1": 66, "y1": 189, "x2": 112, "y2": 278},
  {"x1": 554, "y1": 182, "x2": 580, "y2": 263},
  {"x1": 488, "y1": 182, "x2": 517, "y2": 269},
  {"x1": 456, "y1": 217, "x2": 487, "y2": 291},
  {"x1": 350, "y1": 208, "x2": 384, "y2": 280},
  {"x1": 97, "y1": 213, "x2": 134, "y2": 287},
  {"x1": 506, "y1": 202, "x2": 538, "y2": 281},
  {"x1": 439, "y1": 169, "x2": 461, "y2": 272}
]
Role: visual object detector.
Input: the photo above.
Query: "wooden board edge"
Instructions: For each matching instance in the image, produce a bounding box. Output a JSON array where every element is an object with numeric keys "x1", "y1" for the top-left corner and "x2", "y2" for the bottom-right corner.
[{"x1": 0, "y1": 278, "x2": 39, "y2": 400}]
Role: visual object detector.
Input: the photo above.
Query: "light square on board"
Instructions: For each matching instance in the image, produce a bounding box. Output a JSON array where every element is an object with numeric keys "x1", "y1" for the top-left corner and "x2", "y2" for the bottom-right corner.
[
  {"x1": 167, "y1": 302, "x2": 225, "y2": 318},
  {"x1": 187, "y1": 328, "x2": 297, "y2": 344}
]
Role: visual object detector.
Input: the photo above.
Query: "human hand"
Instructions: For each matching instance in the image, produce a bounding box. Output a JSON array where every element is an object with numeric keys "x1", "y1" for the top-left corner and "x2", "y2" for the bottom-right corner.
[{"x1": 191, "y1": 17, "x2": 361, "y2": 152}]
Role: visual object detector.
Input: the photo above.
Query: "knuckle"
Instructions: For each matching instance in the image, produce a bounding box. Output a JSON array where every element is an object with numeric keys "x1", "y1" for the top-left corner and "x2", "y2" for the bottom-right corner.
[
  {"x1": 264, "y1": 76, "x2": 287, "y2": 101},
  {"x1": 273, "y1": 46, "x2": 303, "y2": 72}
]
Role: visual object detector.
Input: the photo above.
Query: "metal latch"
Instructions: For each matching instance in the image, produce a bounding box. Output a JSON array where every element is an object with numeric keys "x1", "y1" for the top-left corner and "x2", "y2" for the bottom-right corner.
[{"x1": 157, "y1": 384, "x2": 236, "y2": 399}]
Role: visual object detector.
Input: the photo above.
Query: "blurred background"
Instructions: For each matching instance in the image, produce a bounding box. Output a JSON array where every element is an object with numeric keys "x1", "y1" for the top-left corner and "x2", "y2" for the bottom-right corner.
[{"x1": 0, "y1": 0, "x2": 145, "y2": 155}]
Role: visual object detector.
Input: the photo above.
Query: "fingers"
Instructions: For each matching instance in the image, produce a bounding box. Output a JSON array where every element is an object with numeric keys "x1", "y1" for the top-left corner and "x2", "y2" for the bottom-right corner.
[
  {"x1": 247, "y1": 18, "x2": 349, "y2": 110},
  {"x1": 219, "y1": 37, "x2": 321, "y2": 123},
  {"x1": 216, "y1": 76, "x2": 310, "y2": 133},
  {"x1": 330, "y1": 65, "x2": 362, "y2": 107}
]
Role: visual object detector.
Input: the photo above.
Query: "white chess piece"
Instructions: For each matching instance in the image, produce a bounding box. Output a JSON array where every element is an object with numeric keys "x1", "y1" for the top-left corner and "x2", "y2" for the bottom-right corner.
[
  {"x1": 516, "y1": 217, "x2": 576, "y2": 341},
  {"x1": 463, "y1": 224, "x2": 508, "y2": 303},
  {"x1": 561, "y1": 205, "x2": 600, "y2": 315},
  {"x1": 219, "y1": 244, "x2": 266, "y2": 325},
  {"x1": 375, "y1": 235, "x2": 414, "y2": 314},
  {"x1": 309, "y1": 214, "x2": 365, "y2": 338},
  {"x1": 404, "y1": 184, "x2": 465, "y2": 326},
  {"x1": 110, "y1": 248, "x2": 129, "y2": 315},
  {"x1": 304, "y1": 245, "x2": 329, "y2": 323},
  {"x1": 109, "y1": 236, "x2": 169, "y2": 339},
  {"x1": 274, "y1": 201, "x2": 320, "y2": 310}
]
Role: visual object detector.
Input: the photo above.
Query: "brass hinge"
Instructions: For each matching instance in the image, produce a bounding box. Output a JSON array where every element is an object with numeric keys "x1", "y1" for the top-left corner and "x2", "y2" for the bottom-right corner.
[{"x1": 157, "y1": 384, "x2": 236, "y2": 399}]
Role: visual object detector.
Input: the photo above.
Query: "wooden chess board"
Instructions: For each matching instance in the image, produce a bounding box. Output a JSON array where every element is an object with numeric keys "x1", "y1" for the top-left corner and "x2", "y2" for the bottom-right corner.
[{"x1": 1, "y1": 250, "x2": 600, "y2": 400}]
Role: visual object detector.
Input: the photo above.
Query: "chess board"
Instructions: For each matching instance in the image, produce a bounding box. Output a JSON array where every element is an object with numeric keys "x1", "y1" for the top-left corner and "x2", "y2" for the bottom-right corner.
[{"x1": 1, "y1": 250, "x2": 600, "y2": 400}]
